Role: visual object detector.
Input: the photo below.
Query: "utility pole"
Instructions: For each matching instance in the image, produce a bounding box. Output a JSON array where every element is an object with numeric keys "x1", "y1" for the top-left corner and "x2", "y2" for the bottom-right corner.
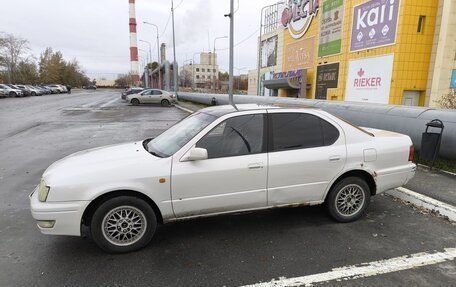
[
  {"x1": 139, "y1": 40, "x2": 152, "y2": 88},
  {"x1": 143, "y1": 22, "x2": 161, "y2": 89},
  {"x1": 226, "y1": 0, "x2": 235, "y2": 108},
  {"x1": 171, "y1": 0, "x2": 178, "y2": 93}
]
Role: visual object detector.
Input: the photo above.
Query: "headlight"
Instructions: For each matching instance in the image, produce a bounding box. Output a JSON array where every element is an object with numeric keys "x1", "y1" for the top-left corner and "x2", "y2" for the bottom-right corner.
[{"x1": 38, "y1": 179, "x2": 50, "y2": 202}]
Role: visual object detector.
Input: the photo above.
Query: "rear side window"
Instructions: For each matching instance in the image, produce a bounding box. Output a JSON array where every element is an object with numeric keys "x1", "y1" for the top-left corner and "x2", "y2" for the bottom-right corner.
[{"x1": 270, "y1": 113, "x2": 339, "y2": 152}]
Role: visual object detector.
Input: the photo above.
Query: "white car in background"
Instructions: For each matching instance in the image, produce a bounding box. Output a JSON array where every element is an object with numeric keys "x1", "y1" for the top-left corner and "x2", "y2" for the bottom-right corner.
[
  {"x1": 30, "y1": 105, "x2": 416, "y2": 253},
  {"x1": 0, "y1": 84, "x2": 23, "y2": 97},
  {"x1": 126, "y1": 89, "x2": 177, "y2": 106}
]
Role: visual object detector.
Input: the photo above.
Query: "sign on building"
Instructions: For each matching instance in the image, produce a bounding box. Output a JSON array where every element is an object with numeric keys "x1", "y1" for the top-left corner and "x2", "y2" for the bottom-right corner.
[
  {"x1": 350, "y1": 0, "x2": 400, "y2": 52},
  {"x1": 451, "y1": 70, "x2": 456, "y2": 88},
  {"x1": 284, "y1": 36, "x2": 315, "y2": 72},
  {"x1": 318, "y1": 0, "x2": 344, "y2": 57},
  {"x1": 261, "y1": 36, "x2": 278, "y2": 68},
  {"x1": 316, "y1": 63, "x2": 339, "y2": 99},
  {"x1": 281, "y1": 0, "x2": 319, "y2": 39},
  {"x1": 345, "y1": 54, "x2": 394, "y2": 104}
]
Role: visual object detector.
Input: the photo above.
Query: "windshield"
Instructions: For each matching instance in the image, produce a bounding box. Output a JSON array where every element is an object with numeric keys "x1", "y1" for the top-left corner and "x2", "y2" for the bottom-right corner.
[{"x1": 147, "y1": 112, "x2": 217, "y2": 157}]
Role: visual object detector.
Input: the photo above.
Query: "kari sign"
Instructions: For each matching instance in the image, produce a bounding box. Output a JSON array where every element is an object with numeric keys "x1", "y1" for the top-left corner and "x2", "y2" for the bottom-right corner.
[
  {"x1": 350, "y1": 0, "x2": 400, "y2": 52},
  {"x1": 318, "y1": 0, "x2": 344, "y2": 57},
  {"x1": 281, "y1": 0, "x2": 319, "y2": 39},
  {"x1": 316, "y1": 63, "x2": 339, "y2": 99},
  {"x1": 345, "y1": 55, "x2": 394, "y2": 104}
]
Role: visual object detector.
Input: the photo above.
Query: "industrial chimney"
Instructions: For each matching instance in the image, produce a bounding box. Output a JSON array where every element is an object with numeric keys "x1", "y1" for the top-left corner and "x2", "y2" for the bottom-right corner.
[
  {"x1": 160, "y1": 43, "x2": 166, "y2": 63},
  {"x1": 128, "y1": 0, "x2": 140, "y2": 84}
]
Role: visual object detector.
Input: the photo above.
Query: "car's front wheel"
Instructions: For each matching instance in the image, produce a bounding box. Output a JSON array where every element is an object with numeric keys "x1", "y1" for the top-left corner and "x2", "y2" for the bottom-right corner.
[
  {"x1": 327, "y1": 177, "x2": 370, "y2": 223},
  {"x1": 131, "y1": 98, "x2": 140, "y2": 106},
  {"x1": 9, "y1": 92, "x2": 17, "y2": 97},
  {"x1": 91, "y1": 196, "x2": 157, "y2": 253}
]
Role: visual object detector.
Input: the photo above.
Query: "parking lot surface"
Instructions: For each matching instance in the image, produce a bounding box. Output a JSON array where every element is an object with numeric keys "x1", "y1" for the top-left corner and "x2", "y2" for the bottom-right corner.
[{"x1": 0, "y1": 90, "x2": 455, "y2": 287}]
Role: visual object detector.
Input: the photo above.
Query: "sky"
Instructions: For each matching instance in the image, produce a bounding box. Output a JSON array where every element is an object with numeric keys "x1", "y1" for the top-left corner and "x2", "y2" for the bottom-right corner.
[{"x1": 1, "y1": 0, "x2": 278, "y2": 80}]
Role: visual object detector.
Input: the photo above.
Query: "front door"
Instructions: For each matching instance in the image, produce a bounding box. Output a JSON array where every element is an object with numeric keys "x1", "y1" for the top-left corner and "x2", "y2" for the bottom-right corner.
[{"x1": 171, "y1": 113, "x2": 268, "y2": 217}]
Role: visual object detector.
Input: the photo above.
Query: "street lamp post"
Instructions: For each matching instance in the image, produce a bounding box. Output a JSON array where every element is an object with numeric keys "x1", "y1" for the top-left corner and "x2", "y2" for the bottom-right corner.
[
  {"x1": 139, "y1": 49, "x2": 149, "y2": 87},
  {"x1": 143, "y1": 21, "x2": 161, "y2": 89},
  {"x1": 139, "y1": 39, "x2": 152, "y2": 88},
  {"x1": 213, "y1": 36, "x2": 227, "y2": 93},
  {"x1": 171, "y1": 0, "x2": 178, "y2": 93}
]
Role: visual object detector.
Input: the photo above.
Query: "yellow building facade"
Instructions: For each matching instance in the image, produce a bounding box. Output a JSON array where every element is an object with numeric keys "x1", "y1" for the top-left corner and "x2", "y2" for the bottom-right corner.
[{"x1": 255, "y1": 0, "x2": 451, "y2": 107}]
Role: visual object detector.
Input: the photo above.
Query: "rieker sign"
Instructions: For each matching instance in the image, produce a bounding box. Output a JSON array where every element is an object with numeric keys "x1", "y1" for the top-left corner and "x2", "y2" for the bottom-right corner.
[{"x1": 345, "y1": 54, "x2": 394, "y2": 104}]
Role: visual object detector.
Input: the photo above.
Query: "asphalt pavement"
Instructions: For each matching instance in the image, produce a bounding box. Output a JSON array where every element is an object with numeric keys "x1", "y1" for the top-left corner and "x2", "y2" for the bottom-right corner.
[{"x1": 0, "y1": 91, "x2": 455, "y2": 287}]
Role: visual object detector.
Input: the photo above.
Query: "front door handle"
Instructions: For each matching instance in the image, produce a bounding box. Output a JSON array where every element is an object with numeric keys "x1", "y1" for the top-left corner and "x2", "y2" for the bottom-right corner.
[{"x1": 248, "y1": 163, "x2": 263, "y2": 169}]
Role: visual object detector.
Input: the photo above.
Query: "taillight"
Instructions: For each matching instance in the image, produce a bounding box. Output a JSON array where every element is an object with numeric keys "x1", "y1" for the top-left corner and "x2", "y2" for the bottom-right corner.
[
  {"x1": 170, "y1": 94, "x2": 176, "y2": 98},
  {"x1": 408, "y1": 145, "x2": 414, "y2": 162}
]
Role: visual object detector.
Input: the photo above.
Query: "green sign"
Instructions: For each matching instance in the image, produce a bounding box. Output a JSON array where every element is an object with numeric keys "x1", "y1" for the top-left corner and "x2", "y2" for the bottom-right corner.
[{"x1": 318, "y1": 0, "x2": 344, "y2": 57}]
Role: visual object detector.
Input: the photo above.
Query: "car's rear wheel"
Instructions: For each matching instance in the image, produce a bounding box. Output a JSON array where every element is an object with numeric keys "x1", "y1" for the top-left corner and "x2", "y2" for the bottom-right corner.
[
  {"x1": 161, "y1": 99, "x2": 170, "y2": 107},
  {"x1": 31, "y1": 92, "x2": 36, "y2": 96},
  {"x1": 91, "y1": 196, "x2": 157, "y2": 253},
  {"x1": 327, "y1": 177, "x2": 370, "y2": 222},
  {"x1": 131, "y1": 98, "x2": 140, "y2": 106},
  {"x1": 9, "y1": 92, "x2": 17, "y2": 97}
]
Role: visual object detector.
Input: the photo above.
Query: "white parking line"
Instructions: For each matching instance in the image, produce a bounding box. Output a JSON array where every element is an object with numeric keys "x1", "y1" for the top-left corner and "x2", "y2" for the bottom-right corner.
[
  {"x1": 386, "y1": 187, "x2": 456, "y2": 222},
  {"x1": 99, "y1": 97, "x2": 120, "y2": 108},
  {"x1": 240, "y1": 248, "x2": 456, "y2": 287},
  {"x1": 174, "y1": 104, "x2": 195, "y2": 113}
]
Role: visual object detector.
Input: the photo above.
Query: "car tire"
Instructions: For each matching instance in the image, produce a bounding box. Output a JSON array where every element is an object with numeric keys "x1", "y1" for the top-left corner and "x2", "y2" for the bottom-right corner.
[
  {"x1": 91, "y1": 196, "x2": 157, "y2": 254},
  {"x1": 327, "y1": 176, "x2": 370, "y2": 223},
  {"x1": 131, "y1": 98, "x2": 140, "y2": 106},
  {"x1": 9, "y1": 92, "x2": 17, "y2": 97},
  {"x1": 161, "y1": 99, "x2": 170, "y2": 107},
  {"x1": 31, "y1": 92, "x2": 36, "y2": 96}
]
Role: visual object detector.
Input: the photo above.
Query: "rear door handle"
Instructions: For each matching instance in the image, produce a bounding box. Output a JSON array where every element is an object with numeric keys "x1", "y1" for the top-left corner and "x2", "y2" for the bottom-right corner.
[
  {"x1": 329, "y1": 155, "x2": 341, "y2": 161},
  {"x1": 248, "y1": 163, "x2": 263, "y2": 169}
]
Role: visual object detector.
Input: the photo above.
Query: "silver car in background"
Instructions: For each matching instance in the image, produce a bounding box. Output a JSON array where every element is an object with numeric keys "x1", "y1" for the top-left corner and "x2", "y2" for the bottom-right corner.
[{"x1": 126, "y1": 89, "x2": 177, "y2": 106}]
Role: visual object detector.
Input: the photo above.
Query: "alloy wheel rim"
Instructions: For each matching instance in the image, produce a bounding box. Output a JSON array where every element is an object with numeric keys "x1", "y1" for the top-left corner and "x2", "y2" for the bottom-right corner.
[
  {"x1": 335, "y1": 184, "x2": 365, "y2": 216},
  {"x1": 102, "y1": 206, "x2": 147, "y2": 246}
]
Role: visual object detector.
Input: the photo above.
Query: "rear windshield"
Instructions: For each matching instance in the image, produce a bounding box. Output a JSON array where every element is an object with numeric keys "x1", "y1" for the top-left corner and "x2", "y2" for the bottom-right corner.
[{"x1": 335, "y1": 116, "x2": 374, "y2": 137}]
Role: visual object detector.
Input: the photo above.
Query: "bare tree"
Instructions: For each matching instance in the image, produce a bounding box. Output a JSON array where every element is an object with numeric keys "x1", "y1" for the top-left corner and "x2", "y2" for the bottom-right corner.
[
  {"x1": 436, "y1": 89, "x2": 456, "y2": 109},
  {"x1": 0, "y1": 33, "x2": 29, "y2": 83}
]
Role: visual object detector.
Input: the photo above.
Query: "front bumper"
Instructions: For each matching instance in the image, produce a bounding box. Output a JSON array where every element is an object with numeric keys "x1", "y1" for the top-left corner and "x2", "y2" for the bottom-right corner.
[{"x1": 30, "y1": 186, "x2": 90, "y2": 236}]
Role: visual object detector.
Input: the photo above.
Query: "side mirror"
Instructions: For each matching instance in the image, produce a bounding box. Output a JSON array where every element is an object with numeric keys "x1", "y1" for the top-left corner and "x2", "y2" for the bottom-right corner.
[{"x1": 181, "y1": 147, "x2": 208, "y2": 162}]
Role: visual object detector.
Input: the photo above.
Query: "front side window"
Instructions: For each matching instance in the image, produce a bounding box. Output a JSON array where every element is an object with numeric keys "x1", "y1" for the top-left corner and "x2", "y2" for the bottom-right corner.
[
  {"x1": 197, "y1": 114, "x2": 265, "y2": 159},
  {"x1": 270, "y1": 113, "x2": 339, "y2": 152}
]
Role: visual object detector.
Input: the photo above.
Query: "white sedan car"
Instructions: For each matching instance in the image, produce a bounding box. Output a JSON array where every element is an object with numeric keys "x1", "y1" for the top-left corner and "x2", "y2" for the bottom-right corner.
[
  {"x1": 30, "y1": 105, "x2": 416, "y2": 253},
  {"x1": 126, "y1": 89, "x2": 177, "y2": 106}
]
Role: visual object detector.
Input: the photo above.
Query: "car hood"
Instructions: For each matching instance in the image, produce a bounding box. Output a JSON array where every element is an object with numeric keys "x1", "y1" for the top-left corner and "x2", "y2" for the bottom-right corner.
[{"x1": 43, "y1": 141, "x2": 159, "y2": 185}]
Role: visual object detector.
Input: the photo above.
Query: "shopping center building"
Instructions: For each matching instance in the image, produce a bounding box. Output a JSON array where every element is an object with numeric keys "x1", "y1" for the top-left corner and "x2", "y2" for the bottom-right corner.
[{"x1": 250, "y1": 0, "x2": 456, "y2": 107}]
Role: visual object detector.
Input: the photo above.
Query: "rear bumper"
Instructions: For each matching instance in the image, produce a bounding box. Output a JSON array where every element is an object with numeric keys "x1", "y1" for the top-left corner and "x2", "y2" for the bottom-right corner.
[
  {"x1": 375, "y1": 163, "x2": 416, "y2": 194},
  {"x1": 30, "y1": 186, "x2": 90, "y2": 236}
]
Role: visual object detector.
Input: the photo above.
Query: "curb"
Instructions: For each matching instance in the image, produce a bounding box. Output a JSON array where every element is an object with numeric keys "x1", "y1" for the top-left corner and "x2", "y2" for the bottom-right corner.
[
  {"x1": 417, "y1": 163, "x2": 456, "y2": 177},
  {"x1": 386, "y1": 187, "x2": 456, "y2": 222},
  {"x1": 174, "y1": 104, "x2": 195, "y2": 114}
]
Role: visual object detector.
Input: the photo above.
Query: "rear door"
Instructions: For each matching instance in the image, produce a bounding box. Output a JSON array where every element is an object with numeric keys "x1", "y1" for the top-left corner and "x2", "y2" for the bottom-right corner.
[
  {"x1": 267, "y1": 111, "x2": 346, "y2": 205},
  {"x1": 151, "y1": 90, "x2": 164, "y2": 104}
]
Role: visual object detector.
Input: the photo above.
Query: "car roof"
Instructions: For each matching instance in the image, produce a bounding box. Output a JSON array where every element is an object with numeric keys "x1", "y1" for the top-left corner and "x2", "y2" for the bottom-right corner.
[{"x1": 199, "y1": 103, "x2": 313, "y2": 117}]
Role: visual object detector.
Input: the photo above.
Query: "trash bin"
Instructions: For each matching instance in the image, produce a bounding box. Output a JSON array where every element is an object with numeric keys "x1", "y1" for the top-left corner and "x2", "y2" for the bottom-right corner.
[
  {"x1": 211, "y1": 97, "x2": 217, "y2": 106},
  {"x1": 420, "y1": 119, "x2": 444, "y2": 168}
]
